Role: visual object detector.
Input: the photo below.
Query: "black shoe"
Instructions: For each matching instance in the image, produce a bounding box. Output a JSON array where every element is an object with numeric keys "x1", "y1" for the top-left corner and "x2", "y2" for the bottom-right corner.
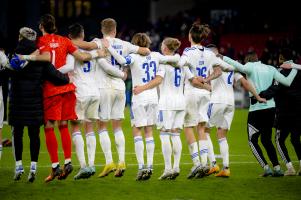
[
  {"x1": 58, "y1": 162, "x2": 73, "y2": 180},
  {"x1": 142, "y1": 169, "x2": 153, "y2": 180},
  {"x1": 45, "y1": 165, "x2": 62, "y2": 183},
  {"x1": 28, "y1": 171, "x2": 36, "y2": 183}
]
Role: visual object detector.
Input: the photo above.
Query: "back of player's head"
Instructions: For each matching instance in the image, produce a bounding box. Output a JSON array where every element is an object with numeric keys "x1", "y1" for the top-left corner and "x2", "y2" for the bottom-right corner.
[
  {"x1": 189, "y1": 23, "x2": 210, "y2": 44},
  {"x1": 162, "y1": 37, "x2": 181, "y2": 53},
  {"x1": 68, "y1": 23, "x2": 84, "y2": 39},
  {"x1": 101, "y1": 18, "x2": 117, "y2": 35},
  {"x1": 245, "y1": 51, "x2": 258, "y2": 63},
  {"x1": 279, "y1": 48, "x2": 293, "y2": 61},
  {"x1": 131, "y1": 33, "x2": 151, "y2": 48},
  {"x1": 39, "y1": 14, "x2": 57, "y2": 34}
]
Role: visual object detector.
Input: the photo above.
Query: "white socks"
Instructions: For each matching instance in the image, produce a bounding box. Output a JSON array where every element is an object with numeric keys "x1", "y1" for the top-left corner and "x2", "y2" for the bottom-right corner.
[
  {"x1": 134, "y1": 136, "x2": 144, "y2": 170},
  {"x1": 171, "y1": 133, "x2": 182, "y2": 171},
  {"x1": 207, "y1": 133, "x2": 216, "y2": 167},
  {"x1": 189, "y1": 142, "x2": 200, "y2": 166},
  {"x1": 199, "y1": 140, "x2": 209, "y2": 167},
  {"x1": 72, "y1": 132, "x2": 86, "y2": 168},
  {"x1": 86, "y1": 132, "x2": 96, "y2": 167},
  {"x1": 218, "y1": 137, "x2": 229, "y2": 168},
  {"x1": 0, "y1": 144, "x2": 2, "y2": 160},
  {"x1": 30, "y1": 161, "x2": 37, "y2": 172},
  {"x1": 160, "y1": 133, "x2": 172, "y2": 171},
  {"x1": 98, "y1": 130, "x2": 113, "y2": 165},
  {"x1": 114, "y1": 129, "x2": 125, "y2": 163},
  {"x1": 16, "y1": 160, "x2": 22, "y2": 167},
  {"x1": 146, "y1": 137, "x2": 155, "y2": 169}
]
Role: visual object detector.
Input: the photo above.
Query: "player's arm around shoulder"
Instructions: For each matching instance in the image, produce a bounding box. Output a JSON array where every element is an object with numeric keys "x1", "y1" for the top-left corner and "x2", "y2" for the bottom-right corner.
[{"x1": 42, "y1": 62, "x2": 70, "y2": 85}]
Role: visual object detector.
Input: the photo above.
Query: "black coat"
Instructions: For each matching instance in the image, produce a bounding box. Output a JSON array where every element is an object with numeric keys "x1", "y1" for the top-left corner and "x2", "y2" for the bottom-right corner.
[
  {"x1": 260, "y1": 68, "x2": 301, "y2": 130},
  {"x1": 8, "y1": 39, "x2": 70, "y2": 126}
]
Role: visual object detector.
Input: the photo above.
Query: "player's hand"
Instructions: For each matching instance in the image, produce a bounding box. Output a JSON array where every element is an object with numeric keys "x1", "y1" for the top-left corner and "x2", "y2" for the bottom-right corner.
[
  {"x1": 280, "y1": 63, "x2": 292, "y2": 69},
  {"x1": 197, "y1": 76, "x2": 205, "y2": 83},
  {"x1": 256, "y1": 96, "x2": 267, "y2": 103},
  {"x1": 101, "y1": 38, "x2": 110, "y2": 49},
  {"x1": 133, "y1": 85, "x2": 144, "y2": 95}
]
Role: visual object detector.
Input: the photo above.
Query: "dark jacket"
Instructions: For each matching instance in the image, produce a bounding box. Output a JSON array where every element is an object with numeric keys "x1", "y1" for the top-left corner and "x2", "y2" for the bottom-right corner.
[
  {"x1": 260, "y1": 68, "x2": 301, "y2": 130},
  {"x1": 8, "y1": 39, "x2": 70, "y2": 126}
]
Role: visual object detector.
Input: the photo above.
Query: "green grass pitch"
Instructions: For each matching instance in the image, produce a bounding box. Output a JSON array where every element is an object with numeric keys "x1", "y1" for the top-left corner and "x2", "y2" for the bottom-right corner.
[{"x1": 0, "y1": 108, "x2": 300, "y2": 200}]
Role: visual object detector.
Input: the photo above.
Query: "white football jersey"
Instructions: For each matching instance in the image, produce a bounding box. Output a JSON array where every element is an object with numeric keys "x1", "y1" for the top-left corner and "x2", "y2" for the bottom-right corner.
[
  {"x1": 210, "y1": 71, "x2": 243, "y2": 106},
  {"x1": 128, "y1": 52, "x2": 177, "y2": 104},
  {"x1": 157, "y1": 64, "x2": 190, "y2": 110},
  {"x1": 180, "y1": 45, "x2": 232, "y2": 94},
  {"x1": 69, "y1": 50, "x2": 99, "y2": 97},
  {"x1": 93, "y1": 37, "x2": 139, "y2": 90}
]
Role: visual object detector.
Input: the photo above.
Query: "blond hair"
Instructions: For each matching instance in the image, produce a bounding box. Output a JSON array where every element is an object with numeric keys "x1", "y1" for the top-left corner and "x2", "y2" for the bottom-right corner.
[
  {"x1": 101, "y1": 18, "x2": 117, "y2": 35},
  {"x1": 131, "y1": 33, "x2": 151, "y2": 48},
  {"x1": 163, "y1": 37, "x2": 181, "y2": 52}
]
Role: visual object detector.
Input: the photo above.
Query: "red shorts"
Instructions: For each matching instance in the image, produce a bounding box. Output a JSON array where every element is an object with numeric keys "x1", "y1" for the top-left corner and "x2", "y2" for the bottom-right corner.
[{"x1": 44, "y1": 91, "x2": 77, "y2": 122}]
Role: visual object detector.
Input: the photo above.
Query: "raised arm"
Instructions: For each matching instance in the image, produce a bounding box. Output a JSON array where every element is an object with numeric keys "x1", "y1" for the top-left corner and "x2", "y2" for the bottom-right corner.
[
  {"x1": 97, "y1": 58, "x2": 126, "y2": 80},
  {"x1": 58, "y1": 54, "x2": 75, "y2": 74},
  {"x1": 223, "y1": 56, "x2": 249, "y2": 74},
  {"x1": 273, "y1": 68, "x2": 297, "y2": 86}
]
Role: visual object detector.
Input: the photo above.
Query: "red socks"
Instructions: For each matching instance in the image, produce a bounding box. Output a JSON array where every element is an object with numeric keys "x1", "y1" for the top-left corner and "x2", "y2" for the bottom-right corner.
[
  {"x1": 59, "y1": 125, "x2": 72, "y2": 160},
  {"x1": 45, "y1": 127, "x2": 58, "y2": 164}
]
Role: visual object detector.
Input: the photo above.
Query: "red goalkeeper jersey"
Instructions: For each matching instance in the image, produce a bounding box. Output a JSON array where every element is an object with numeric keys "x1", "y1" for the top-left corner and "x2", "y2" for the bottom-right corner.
[{"x1": 37, "y1": 34, "x2": 77, "y2": 98}]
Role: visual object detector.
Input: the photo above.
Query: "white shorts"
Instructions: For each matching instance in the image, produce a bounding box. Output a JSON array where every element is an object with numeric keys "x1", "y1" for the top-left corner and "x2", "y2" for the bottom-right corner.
[
  {"x1": 0, "y1": 86, "x2": 3, "y2": 128},
  {"x1": 157, "y1": 110, "x2": 185, "y2": 131},
  {"x1": 130, "y1": 103, "x2": 158, "y2": 127},
  {"x1": 76, "y1": 96, "x2": 100, "y2": 121},
  {"x1": 208, "y1": 103, "x2": 235, "y2": 130},
  {"x1": 184, "y1": 91, "x2": 210, "y2": 127},
  {"x1": 99, "y1": 89, "x2": 125, "y2": 121}
]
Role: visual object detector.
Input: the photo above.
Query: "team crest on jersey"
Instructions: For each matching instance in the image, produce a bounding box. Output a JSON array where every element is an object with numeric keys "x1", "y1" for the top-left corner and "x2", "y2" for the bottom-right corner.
[{"x1": 49, "y1": 42, "x2": 59, "y2": 48}]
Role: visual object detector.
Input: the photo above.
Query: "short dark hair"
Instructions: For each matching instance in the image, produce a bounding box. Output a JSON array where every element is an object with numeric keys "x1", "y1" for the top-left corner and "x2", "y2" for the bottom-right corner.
[
  {"x1": 39, "y1": 14, "x2": 57, "y2": 34},
  {"x1": 245, "y1": 51, "x2": 258, "y2": 63},
  {"x1": 280, "y1": 48, "x2": 293, "y2": 61},
  {"x1": 68, "y1": 23, "x2": 84, "y2": 39}
]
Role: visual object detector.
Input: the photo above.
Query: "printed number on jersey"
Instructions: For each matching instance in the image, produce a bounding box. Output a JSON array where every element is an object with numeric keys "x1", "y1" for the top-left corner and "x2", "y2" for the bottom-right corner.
[
  {"x1": 83, "y1": 61, "x2": 91, "y2": 73},
  {"x1": 174, "y1": 68, "x2": 181, "y2": 87},
  {"x1": 142, "y1": 61, "x2": 156, "y2": 83}
]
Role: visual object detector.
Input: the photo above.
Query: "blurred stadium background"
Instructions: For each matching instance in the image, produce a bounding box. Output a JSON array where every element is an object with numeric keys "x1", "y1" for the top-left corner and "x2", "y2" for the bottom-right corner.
[{"x1": 1, "y1": 0, "x2": 301, "y2": 107}]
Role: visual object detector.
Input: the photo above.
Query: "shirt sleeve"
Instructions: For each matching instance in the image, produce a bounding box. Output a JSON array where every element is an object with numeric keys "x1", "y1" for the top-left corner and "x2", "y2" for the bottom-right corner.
[
  {"x1": 92, "y1": 38, "x2": 102, "y2": 49},
  {"x1": 184, "y1": 66, "x2": 194, "y2": 80},
  {"x1": 273, "y1": 67, "x2": 297, "y2": 86},
  {"x1": 157, "y1": 53, "x2": 180, "y2": 64},
  {"x1": 156, "y1": 65, "x2": 166, "y2": 78},
  {"x1": 58, "y1": 54, "x2": 75, "y2": 74},
  {"x1": 97, "y1": 58, "x2": 125, "y2": 78},
  {"x1": 124, "y1": 41, "x2": 139, "y2": 54},
  {"x1": 178, "y1": 54, "x2": 189, "y2": 67},
  {"x1": 124, "y1": 54, "x2": 135, "y2": 65},
  {"x1": 234, "y1": 72, "x2": 244, "y2": 82},
  {"x1": 223, "y1": 56, "x2": 251, "y2": 74},
  {"x1": 66, "y1": 38, "x2": 78, "y2": 54}
]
